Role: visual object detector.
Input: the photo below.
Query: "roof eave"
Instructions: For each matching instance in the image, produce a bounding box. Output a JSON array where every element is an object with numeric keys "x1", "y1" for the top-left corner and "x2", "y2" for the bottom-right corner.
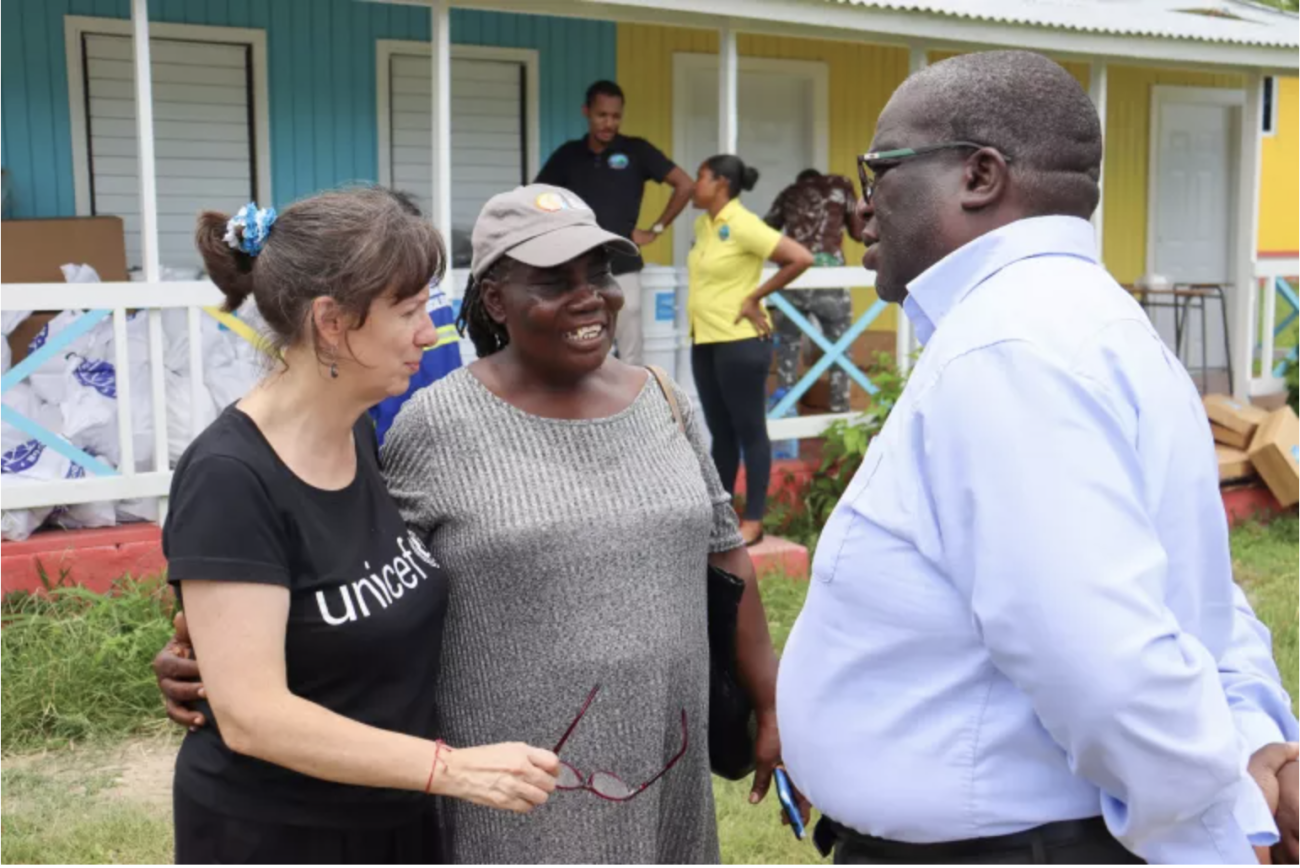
[{"x1": 572, "y1": 0, "x2": 1300, "y2": 71}]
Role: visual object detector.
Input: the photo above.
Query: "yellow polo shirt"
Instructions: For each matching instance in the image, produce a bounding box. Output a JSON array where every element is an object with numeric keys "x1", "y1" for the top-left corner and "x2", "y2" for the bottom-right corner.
[{"x1": 686, "y1": 199, "x2": 783, "y2": 344}]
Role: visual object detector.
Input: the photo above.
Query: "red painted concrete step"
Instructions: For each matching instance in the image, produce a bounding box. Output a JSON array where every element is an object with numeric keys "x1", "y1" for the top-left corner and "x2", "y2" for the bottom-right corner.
[
  {"x1": 746, "y1": 534, "x2": 810, "y2": 579},
  {"x1": 0, "y1": 481, "x2": 1287, "y2": 596},
  {"x1": 2, "y1": 524, "x2": 166, "y2": 596}
]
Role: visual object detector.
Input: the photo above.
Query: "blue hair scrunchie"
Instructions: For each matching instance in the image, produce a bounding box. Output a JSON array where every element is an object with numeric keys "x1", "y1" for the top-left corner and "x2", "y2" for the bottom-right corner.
[{"x1": 223, "y1": 202, "x2": 277, "y2": 256}]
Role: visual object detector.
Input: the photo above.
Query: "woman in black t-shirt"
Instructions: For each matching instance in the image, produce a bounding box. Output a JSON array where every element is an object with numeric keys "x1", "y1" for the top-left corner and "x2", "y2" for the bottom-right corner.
[{"x1": 164, "y1": 187, "x2": 559, "y2": 864}]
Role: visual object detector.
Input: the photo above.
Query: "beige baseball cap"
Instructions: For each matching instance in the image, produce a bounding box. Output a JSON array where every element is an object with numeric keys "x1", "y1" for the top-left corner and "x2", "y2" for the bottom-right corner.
[{"x1": 470, "y1": 184, "x2": 638, "y2": 280}]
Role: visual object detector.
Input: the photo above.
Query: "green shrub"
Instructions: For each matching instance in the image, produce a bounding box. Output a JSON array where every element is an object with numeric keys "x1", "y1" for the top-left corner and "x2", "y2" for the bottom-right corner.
[{"x1": 765, "y1": 352, "x2": 909, "y2": 548}]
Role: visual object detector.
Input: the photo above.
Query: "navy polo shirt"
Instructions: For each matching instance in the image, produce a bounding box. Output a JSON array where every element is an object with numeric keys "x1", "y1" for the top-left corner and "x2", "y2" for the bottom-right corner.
[{"x1": 534, "y1": 134, "x2": 676, "y2": 274}]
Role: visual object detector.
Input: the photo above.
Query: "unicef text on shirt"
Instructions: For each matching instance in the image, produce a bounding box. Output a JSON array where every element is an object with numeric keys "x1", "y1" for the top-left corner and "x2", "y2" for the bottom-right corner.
[{"x1": 316, "y1": 534, "x2": 439, "y2": 626}]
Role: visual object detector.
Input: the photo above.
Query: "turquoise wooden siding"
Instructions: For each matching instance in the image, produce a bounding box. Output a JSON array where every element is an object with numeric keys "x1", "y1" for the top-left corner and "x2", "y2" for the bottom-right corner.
[{"x1": 1, "y1": 0, "x2": 615, "y2": 218}]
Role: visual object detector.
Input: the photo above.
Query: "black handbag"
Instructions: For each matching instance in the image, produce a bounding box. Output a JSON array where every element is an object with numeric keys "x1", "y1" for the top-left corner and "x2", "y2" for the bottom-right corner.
[{"x1": 647, "y1": 366, "x2": 757, "y2": 781}]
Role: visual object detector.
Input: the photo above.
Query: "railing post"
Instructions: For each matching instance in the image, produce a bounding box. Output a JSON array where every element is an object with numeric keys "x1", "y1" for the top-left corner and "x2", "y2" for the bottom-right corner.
[
  {"x1": 1089, "y1": 61, "x2": 1107, "y2": 263},
  {"x1": 896, "y1": 47, "x2": 928, "y2": 375},
  {"x1": 718, "y1": 22, "x2": 738, "y2": 156},
  {"x1": 430, "y1": 0, "x2": 453, "y2": 245},
  {"x1": 1231, "y1": 72, "x2": 1263, "y2": 400}
]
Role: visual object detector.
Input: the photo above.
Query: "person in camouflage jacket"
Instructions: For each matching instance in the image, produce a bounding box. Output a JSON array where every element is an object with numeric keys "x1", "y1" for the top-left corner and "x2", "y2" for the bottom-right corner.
[{"x1": 764, "y1": 169, "x2": 865, "y2": 413}]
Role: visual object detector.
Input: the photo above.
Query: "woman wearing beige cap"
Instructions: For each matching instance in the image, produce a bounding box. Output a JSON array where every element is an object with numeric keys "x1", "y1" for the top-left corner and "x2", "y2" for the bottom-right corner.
[
  {"x1": 154, "y1": 184, "x2": 783, "y2": 863},
  {"x1": 382, "y1": 183, "x2": 783, "y2": 863}
]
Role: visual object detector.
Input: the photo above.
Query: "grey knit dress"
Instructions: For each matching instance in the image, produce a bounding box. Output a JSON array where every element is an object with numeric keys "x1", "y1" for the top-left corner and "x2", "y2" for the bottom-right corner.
[{"x1": 381, "y1": 366, "x2": 743, "y2": 864}]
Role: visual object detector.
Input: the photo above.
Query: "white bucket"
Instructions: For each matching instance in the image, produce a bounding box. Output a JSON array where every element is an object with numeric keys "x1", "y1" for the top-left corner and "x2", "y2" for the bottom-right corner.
[{"x1": 642, "y1": 266, "x2": 682, "y2": 379}]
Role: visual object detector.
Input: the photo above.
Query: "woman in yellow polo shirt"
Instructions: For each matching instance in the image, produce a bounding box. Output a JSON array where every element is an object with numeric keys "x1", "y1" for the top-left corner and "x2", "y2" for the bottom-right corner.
[{"x1": 688, "y1": 155, "x2": 813, "y2": 545}]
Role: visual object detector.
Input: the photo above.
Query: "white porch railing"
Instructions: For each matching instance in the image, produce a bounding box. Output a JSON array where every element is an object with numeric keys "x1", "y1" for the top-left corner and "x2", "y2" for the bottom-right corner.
[
  {"x1": 1251, "y1": 257, "x2": 1299, "y2": 396},
  {"x1": 3, "y1": 259, "x2": 1295, "y2": 514},
  {"x1": 1, "y1": 281, "x2": 220, "y2": 513}
]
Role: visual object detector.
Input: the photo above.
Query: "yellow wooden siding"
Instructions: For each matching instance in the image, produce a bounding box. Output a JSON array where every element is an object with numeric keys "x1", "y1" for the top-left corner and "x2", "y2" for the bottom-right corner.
[
  {"x1": 618, "y1": 33, "x2": 1298, "y2": 313},
  {"x1": 1260, "y1": 77, "x2": 1298, "y2": 256},
  {"x1": 616, "y1": 23, "x2": 908, "y2": 330},
  {"x1": 1101, "y1": 66, "x2": 1245, "y2": 283}
]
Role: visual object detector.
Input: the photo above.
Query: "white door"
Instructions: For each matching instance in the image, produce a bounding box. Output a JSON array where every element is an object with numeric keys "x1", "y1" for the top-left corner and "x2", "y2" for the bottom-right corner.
[
  {"x1": 83, "y1": 33, "x2": 257, "y2": 272},
  {"x1": 1151, "y1": 100, "x2": 1235, "y2": 373},
  {"x1": 673, "y1": 59, "x2": 825, "y2": 267},
  {"x1": 388, "y1": 54, "x2": 527, "y2": 269}
]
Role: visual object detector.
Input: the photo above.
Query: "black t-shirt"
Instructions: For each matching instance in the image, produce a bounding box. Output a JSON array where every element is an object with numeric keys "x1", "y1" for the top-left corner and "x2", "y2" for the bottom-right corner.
[
  {"x1": 534, "y1": 134, "x2": 676, "y2": 274},
  {"x1": 163, "y1": 407, "x2": 449, "y2": 829}
]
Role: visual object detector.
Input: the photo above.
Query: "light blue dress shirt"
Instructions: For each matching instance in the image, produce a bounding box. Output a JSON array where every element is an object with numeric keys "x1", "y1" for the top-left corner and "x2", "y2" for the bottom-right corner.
[{"x1": 777, "y1": 216, "x2": 1297, "y2": 864}]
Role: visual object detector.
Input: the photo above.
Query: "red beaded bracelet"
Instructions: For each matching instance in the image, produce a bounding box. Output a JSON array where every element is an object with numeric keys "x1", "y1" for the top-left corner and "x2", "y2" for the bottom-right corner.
[{"x1": 424, "y1": 740, "x2": 448, "y2": 795}]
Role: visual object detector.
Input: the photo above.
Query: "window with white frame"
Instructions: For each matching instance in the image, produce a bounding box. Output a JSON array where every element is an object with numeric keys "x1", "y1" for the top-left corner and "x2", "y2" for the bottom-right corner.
[
  {"x1": 378, "y1": 42, "x2": 540, "y2": 269},
  {"x1": 1262, "y1": 76, "x2": 1278, "y2": 137},
  {"x1": 67, "y1": 18, "x2": 270, "y2": 273}
]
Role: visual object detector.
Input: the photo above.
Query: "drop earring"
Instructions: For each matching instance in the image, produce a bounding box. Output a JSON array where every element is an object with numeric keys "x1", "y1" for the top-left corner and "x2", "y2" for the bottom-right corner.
[{"x1": 329, "y1": 361, "x2": 339, "y2": 379}]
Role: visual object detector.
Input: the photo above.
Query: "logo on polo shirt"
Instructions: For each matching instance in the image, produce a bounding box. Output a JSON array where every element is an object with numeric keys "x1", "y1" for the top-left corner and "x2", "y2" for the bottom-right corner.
[
  {"x1": 608, "y1": 153, "x2": 629, "y2": 170},
  {"x1": 718, "y1": 225, "x2": 731, "y2": 241}
]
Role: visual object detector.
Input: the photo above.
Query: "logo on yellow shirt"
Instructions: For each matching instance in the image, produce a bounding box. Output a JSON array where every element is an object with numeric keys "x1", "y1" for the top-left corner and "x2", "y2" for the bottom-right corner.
[{"x1": 718, "y1": 225, "x2": 731, "y2": 241}]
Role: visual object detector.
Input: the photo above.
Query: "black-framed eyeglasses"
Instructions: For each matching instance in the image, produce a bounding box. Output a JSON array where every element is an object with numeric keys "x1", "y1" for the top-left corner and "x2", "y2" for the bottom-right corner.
[
  {"x1": 552, "y1": 684, "x2": 688, "y2": 802},
  {"x1": 856, "y1": 142, "x2": 1011, "y2": 205}
]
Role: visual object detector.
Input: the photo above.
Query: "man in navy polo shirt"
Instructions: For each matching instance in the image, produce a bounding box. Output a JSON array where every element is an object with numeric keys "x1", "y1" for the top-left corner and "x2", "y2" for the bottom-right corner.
[{"x1": 535, "y1": 80, "x2": 694, "y2": 366}]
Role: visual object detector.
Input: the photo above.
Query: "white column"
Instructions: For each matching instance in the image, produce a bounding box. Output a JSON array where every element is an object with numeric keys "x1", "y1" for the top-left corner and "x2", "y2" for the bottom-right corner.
[
  {"x1": 430, "y1": 0, "x2": 453, "y2": 240},
  {"x1": 131, "y1": 0, "x2": 160, "y2": 284},
  {"x1": 895, "y1": 47, "x2": 927, "y2": 374},
  {"x1": 1231, "y1": 72, "x2": 1263, "y2": 400},
  {"x1": 1089, "y1": 61, "x2": 1107, "y2": 263},
  {"x1": 718, "y1": 22, "x2": 738, "y2": 155}
]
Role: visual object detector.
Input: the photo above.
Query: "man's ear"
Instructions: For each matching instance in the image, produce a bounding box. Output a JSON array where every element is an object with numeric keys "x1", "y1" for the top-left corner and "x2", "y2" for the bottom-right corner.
[
  {"x1": 582, "y1": 103, "x2": 592, "y2": 122},
  {"x1": 961, "y1": 148, "x2": 1010, "y2": 212}
]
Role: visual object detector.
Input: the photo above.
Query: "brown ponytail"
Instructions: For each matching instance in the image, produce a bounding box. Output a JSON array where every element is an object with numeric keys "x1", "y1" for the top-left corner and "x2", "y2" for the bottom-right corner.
[{"x1": 195, "y1": 211, "x2": 257, "y2": 313}]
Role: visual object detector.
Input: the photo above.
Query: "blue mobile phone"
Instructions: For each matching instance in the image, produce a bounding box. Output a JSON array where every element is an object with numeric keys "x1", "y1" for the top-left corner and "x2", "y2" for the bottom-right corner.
[{"x1": 773, "y1": 766, "x2": 805, "y2": 840}]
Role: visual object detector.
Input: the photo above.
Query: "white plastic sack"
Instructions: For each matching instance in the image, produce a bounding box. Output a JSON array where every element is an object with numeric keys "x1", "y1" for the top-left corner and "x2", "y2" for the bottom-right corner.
[
  {"x1": 2, "y1": 309, "x2": 32, "y2": 376},
  {"x1": 2, "y1": 384, "x2": 74, "y2": 541},
  {"x1": 203, "y1": 298, "x2": 267, "y2": 409},
  {"x1": 58, "y1": 312, "x2": 159, "y2": 473},
  {"x1": 48, "y1": 463, "x2": 117, "y2": 532},
  {"x1": 60, "y1": 351, "x2": 120, "y2": 466},
  {"x1": 116, "y1": 496, "x2": 159, "y2": 525},
  {"x1": 26, "y1": 311, "x2": 116, "y2": 407},
  {"x1": 166, "y1": 368, "x2": 218, "y2": 464},
  {"x1": 23, "y1": 266, "x2": 110, "y2": 404},
  {"x1": 61, "y1": 263, "x2": 102, "y2": 284}
]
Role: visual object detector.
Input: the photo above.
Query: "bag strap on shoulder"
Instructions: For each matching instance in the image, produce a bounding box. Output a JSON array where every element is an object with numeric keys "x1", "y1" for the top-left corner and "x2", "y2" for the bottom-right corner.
[{"x1": 645, "y1": 365, "x2": 685, "y2": 434}]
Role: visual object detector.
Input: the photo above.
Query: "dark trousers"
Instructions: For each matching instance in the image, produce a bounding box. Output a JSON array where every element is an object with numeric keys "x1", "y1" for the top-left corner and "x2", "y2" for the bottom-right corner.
[
  {"x1": 816, "y1": 816, "x2": 1144, "y2": 865},
  {"x1": 174, "y1": 788, "x2": 442, "y2": 864},
  {"x1": 692, "y1": 338, "x2": 773, "y2": 521}
]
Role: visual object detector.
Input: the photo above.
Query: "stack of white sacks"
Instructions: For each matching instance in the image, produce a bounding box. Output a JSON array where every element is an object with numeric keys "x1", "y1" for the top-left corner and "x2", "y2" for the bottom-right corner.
[{"x1": 1, "y1": 264, "x2": 267, "y2": 540}]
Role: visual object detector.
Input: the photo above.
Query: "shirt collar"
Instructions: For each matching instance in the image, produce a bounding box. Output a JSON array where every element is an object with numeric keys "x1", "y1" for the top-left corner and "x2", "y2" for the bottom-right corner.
[
  {"x1": 712, "y1": 198, "x2": 743, "y2": 225},
  {"x1": 584, "y1": 134, "x2": 623, "y2": 156},
  {"x1": 903, "y1": 215, "x2": 1098, "y2": 345}
]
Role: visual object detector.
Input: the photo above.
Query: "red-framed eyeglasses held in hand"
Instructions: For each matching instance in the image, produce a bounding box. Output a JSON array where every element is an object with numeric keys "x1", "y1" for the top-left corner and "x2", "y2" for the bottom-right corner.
[{"x1": 552, "y1": 684, "x2": 688, "y2": 802}]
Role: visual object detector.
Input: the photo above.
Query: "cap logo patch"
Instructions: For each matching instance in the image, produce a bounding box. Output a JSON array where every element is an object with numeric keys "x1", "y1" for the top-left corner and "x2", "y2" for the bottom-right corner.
[
  {"x1": 535, "y1": 192, "x2": 569, "y2": 212},
  {"x1": 608, "y1": 153, "x2": 629, "y2": 170}
]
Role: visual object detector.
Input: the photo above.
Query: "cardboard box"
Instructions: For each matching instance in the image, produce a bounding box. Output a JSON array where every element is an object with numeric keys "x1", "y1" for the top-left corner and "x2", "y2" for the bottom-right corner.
[
  {"x1": 1204, "y1": 394, "x2": 1271, "y2": 449},
  {"x1": 2, "y1": 216, "x2": 129, "y2": 363},
  {"x1": 1247, "y1": 406, "x2": 1299, "y2": 508},
  {"x1": 1215, "y1": 445, "x2": 1254, "y2": 483}
]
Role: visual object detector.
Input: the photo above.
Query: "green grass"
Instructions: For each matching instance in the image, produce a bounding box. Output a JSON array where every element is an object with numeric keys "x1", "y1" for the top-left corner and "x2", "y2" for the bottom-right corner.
[
  {"x1": 1226, "y1": 513, "x2": 1299, "y2": 711},
  {"x1": 1, "y1": 742, "x2": 175, "y2": 865},
  {"x1": 0, "y1": 520, "x2": 1295, "y2": 864},
  {"x1": 1, "y1": 574, "x2": 177, "y2": 753}
]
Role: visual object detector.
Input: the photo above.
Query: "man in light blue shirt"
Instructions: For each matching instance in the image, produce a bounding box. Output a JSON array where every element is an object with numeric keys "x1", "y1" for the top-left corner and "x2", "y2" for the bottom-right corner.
[{"x1": 777, "y1": 50, "x2": 1298, "y2": 864}]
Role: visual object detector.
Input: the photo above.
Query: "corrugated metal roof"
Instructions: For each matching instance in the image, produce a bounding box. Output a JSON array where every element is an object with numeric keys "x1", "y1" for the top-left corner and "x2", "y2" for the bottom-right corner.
[{"x1": 828, "y1": 0, "x2": 1299, "y2": 46}]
